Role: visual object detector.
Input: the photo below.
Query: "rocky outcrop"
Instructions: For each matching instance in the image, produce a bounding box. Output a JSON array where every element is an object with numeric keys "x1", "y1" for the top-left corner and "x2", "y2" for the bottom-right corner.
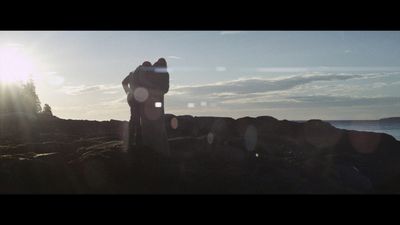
[{"x1": 0, "y1": 114, "x2": 400, "y2": 194}]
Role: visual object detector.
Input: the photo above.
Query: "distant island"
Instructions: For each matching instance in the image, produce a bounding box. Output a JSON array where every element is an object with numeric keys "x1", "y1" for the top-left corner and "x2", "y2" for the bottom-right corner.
[{"x1": 379, "y1": 117, "x2": 400, "y2": 122}]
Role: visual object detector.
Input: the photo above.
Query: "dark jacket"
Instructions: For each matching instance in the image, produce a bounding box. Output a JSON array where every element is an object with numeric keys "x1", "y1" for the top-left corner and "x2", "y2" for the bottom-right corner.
[{"x1": 122, "y1": 65, "x2": 169, "y2": 93}]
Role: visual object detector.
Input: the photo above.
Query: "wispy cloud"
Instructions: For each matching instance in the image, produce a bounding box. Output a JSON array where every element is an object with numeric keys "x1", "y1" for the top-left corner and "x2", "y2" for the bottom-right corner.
[
  {"x1": 214, "y1": 94, "x2": 400, "y2": 111},
  {"x1": 216, "y1": 66, "x2": 227, "y2": 72},
  {"x1": 5, "y1": 43, "x2": 24, "y2": 48},
  {"x1": 255, "y1": 67, "x2": 312, "y2": 73},
  {"x1": 56, "y1": 72, "x2": 400, "y2": 120},
  {"x1": 170, "y1": 74, "x2": 364, "y2": 96},
  {"x1": 61, "y1": 84, "x2": 121, "y2": 95},
  {"x1": 291, "y1": 95, "x2": 400, "y2": 107},
  {"x1": 167, "y1": 55, "x2": 182, "y2": 60},
  {"x1": 163, "y1": 73, "x2": 372, "y2": 115},
  {"x1": 220, "y1": 31, "x2": 244, "y2": 35},
  {"x1": 38, "y1": 72, "x2": 65, "y2": 86},
  {"x1": 252, "y1": 66, "x2": 400, "y2": 73}
]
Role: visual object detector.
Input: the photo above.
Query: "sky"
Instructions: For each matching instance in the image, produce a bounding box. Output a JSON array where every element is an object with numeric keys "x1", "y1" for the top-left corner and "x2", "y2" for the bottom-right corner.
[{"x1": 0, "y1": 31, "x2": 400, "y2": 121}]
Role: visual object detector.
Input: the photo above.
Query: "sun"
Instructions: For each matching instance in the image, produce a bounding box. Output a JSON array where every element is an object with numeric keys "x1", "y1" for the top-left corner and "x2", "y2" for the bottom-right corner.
[{"x1": 0, "y1": 45, "x2": 36, "y2": 84}]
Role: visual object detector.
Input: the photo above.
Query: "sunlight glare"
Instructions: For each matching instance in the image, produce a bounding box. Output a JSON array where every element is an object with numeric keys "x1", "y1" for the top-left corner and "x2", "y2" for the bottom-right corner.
[{"x1": 0, "y1": 45, "x2": 36, "y2": 84}]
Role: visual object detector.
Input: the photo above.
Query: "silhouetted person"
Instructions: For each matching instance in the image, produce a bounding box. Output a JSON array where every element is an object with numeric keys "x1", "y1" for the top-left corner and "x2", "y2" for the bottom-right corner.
[
  {"x1": 123, "y1": 58, "x2": 170, "y2": 155},
  {"x1": 152, "y1": 58, "x2": 169, "y2": 108},
  {"x1": 140, "y1": 58, "x2": 169, "y2": 113},
  {"x1": 140, "y1": 58, "x2": 170, "y2": 155},
  {"x1": 122, "y1": 61, "x2": 152, "y2": 148}
]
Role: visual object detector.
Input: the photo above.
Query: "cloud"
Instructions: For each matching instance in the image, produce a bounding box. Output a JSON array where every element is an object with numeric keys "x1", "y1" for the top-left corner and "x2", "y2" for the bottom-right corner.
[
  {"x1": 217, "y1": 95, "x2": 400, "y2": 110},
  {"x1": 371, "y1": 82, "x2": 387, "y2": 89},
  {"x1": 5, "y1": 43, "x2": 24, "y2": 49},
  {"x1": 56, "y1": 72, "x2": 400, "y2": 121},
  {"x1": 61, "y1": 84, "x2": 121, "y2": 95},
  {"x1": 255, "y1": 67, "x2": 312, "y2": 73},
  {"x1": 101, "y1": 96, "x2": 126, "y2": 105},
  {"x1": 38, "y1": 72, "x2": 65, "y2": 86},
  {"x1": 220, "y1": 31, "x2": 244, "y2": 35},
  {"x1": 163, "y1": 73, "x2": 372, "y2": 115},
  {"x1": 291, "y1": 95, "x2": 400, "y2": 107},
  {"x1": 167, "y1": 56, "x2": 182, "y2": 60},
  {"x1": 170, "y1": 74, "x2": 364, "y2": 96},
  {"x1": 216, "y1": 66, "x2": 227, "y2": 72},
  {"x1": 252, "y1": 67, "x2": 400, "y2": 73}
]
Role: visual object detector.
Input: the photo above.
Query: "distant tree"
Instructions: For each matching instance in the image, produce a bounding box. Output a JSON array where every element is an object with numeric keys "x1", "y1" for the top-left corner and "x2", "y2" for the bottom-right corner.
[
  {"x1": 42, "y1": 104, "x2": 53, "y2": 117},
  {"x1": 0, "y1": 84, "x2": 14, "y2": 114},
  {"x1": 0, "y1": 79, "x2": 42, "y2": 117},
  {"x1": 22, "y1": 79, "x2": 42, "y2": 114}
]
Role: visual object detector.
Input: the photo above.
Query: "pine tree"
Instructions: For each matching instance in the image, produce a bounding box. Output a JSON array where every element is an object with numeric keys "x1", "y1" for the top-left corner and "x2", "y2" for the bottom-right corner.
[
  {"x1": 0, "y1": 79, "x2": 42, "y2": 117},
  {"x1": 22, "y1": 79, "x2": 42, "y2": 114}
]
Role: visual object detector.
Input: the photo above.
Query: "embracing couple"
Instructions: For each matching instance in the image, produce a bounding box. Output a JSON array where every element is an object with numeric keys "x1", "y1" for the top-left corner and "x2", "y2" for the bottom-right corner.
[{"x1": 122, "y1": 58, "x2": 170, "y2": 156}]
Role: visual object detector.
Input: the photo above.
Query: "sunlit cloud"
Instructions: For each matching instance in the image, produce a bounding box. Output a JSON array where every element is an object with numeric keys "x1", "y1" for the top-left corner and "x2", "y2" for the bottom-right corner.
[
  {"x1": 371, "y1": 82, "x2": 387, "y2": 89},
  {"x1": 251, "y1": 66, "x2": 400, "y2": 73},
  {"x1": 215, "y1": 95, "x2": 400, "y2": 112},
  {"x1": 161, "y1": 72, "x2": 400, "y2": 119},
  {"x1": 6, "y1": 43, "x2": 24, "y2": 49},
  {"x1": 167, "y1": 66, "x2": 208, "y2": 72},
  {"x1": 54, "y1": 71, "x2": 400, "y2": 121},
  {"x1": 170, "y1": 74, "x2": 364, "y2": 96},
  {"x1": 38, "y1": 72, "x2": 65, "y2": 86},
  {"x1": 216, "y1": 66, "x2": 227, "y2": 72},
  {"x1": 220, "y1": 31, "x2": 245, "y2": 35},
  {"x1": 97, "y1": 96, "x2": 126, "y2": 106},
  {"x1": 61, "y1": 84, "x2": 121, "y2": 95},
  {"x1": 255, "y1": 67, "x2": 311, "y2": 73},
  {"x1": 291, "y1": 95, "x2": 400, "y2": 107},
  {"x1": 167, "y1": 55, "x2": 182, "y2": 60}
]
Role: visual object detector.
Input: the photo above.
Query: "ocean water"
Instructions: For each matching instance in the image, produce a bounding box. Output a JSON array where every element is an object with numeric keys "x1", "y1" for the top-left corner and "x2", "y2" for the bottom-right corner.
[{"x1": 328, "y1": 121, "x2": 400, "y2": 141}]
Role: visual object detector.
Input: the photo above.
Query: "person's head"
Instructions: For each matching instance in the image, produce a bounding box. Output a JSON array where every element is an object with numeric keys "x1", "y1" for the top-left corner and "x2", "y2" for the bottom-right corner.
[
  {"x1": 141, "y1": 61, "x2": 152, "y2": 72},
  {"x1": 154, "y1": 58, "x2": 167, "y2": 68},
  {"x1": 142, "y1": 61, "x2": 152, "y2": 67}
]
